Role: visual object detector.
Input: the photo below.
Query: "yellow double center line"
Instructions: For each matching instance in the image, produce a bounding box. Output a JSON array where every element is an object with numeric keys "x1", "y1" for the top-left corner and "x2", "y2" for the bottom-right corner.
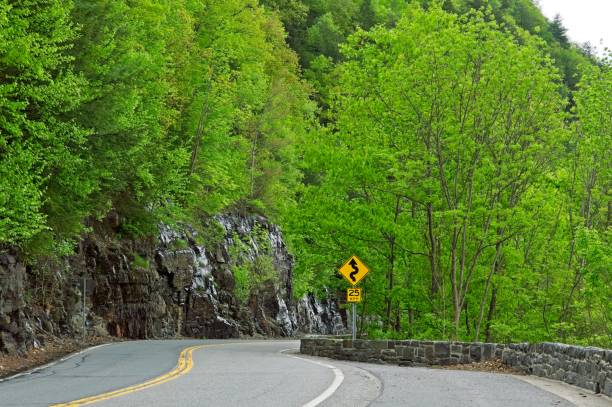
[{"x1": 51, "y1": 344, "x2": 210, "y2": 407}]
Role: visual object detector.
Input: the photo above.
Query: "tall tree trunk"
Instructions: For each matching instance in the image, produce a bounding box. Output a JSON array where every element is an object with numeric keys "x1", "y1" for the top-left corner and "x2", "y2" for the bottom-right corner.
[
  {"x1": 385, "y1": 237, "x2": 395, "y2": 330},
  {"x1": 358, "y1": 289, "x2": 368, "y2": 337},
  {"x1": 427, "y1": 203, "x2": 439, "y2": 295},
  {"x1": 450, "y1": 228, "x2": 461, "y2": 338},
  {"x1": 189, "y1": 79, "x2": 213, "y2": 176},
  {"x1": 484, "y1": 285, "x2": 497, "y2": 342},
  {"x1": 385, "y1": 196, "x2": 401, "y2": 330},
  {"x1": 474, "y1": 238, "x2": 502, "y2": 340},
  {"x1": 562, "y1": 168, "x2": 596, "y2": 322},
  {"x1": 189, "y1": 102, "x2": 208, "y2": 175},
  {"x1": 394, "y1": 301, "x2": 401, "y2": 332},
  {"x1": 249, "y1": 129, "x2": 259, "y2": 198},
  {"x1": 408, "y1": 307, "x2": 414, "y2": 337},
  {"x1": 464, "y1": 299, "x2": 470, "y2": 336}
]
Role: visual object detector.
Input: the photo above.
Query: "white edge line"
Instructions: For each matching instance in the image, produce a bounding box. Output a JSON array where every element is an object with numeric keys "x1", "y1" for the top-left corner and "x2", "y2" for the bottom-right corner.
[
  {"x1": 0, "y1": 343, "x2": 111, "y2": 383},
  {"x1": 280, "y1": 348, "x2": 345, "y2": 407}
]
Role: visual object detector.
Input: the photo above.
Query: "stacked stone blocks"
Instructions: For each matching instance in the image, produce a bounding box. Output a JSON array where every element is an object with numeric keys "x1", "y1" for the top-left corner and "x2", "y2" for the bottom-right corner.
[
  {"x1": 300, "y1": 338, "x2": 612, "y2": 397},
  {"x1": 502, "y1": 342, "x2": 612, "y2": 397}
]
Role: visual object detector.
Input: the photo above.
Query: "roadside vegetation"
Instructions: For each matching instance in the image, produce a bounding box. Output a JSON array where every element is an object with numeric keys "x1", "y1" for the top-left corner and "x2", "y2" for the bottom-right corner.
[{"x1": 0, "y1": 0, "x2": 609, "y2": 346}]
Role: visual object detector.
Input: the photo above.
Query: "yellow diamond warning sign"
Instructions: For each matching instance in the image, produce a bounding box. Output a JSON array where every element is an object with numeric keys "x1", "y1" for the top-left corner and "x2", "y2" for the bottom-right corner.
[
  {"x1": 339, "y1": 255, "x2": 369, "y2": 286},
  {"x1": 347, "y1": 287, "x2": 362, "y2": 303}
]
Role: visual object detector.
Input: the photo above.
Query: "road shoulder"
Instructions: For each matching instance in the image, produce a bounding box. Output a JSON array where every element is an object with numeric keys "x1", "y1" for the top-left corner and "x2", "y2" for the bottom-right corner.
[
  {"x1": 0, "y1": 338, "x2": 114, "y2": 382},
  {"x1": 513, "y1": 375, "x2": 612, "y2": 407}
]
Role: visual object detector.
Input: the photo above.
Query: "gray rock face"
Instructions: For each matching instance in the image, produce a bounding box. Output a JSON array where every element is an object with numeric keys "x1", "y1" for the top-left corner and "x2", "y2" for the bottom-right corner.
[
  {"x1": 296, "y1": 293, "x2": 345, "y2": 335},
  {"x1": 0, "y1": 252, "x2": 80, "y2": 354},
  {"x1": 84, "y1": 237, "x2": 177, "y2": 339},
  {"x1": 0, "y1": 214, "x2": 345, "y2": 354},
  {"x1": 152, "y1": 214, "x2": 346, "y2": 339},
  {"x1": 0, "y1": 253, "x2": 31, "y2": 354}
]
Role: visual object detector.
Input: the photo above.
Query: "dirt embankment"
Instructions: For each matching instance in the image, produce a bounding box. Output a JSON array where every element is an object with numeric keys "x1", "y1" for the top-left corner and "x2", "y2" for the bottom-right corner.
[{"x1": 0, "y1": 335, "x2": 118, "y2": 379}]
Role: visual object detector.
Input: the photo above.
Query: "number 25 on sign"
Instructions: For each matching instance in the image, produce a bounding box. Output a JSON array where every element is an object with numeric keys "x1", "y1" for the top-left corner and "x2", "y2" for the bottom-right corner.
[{"x1": 347, "y1": 287, "x2": 362, "y2": 303}]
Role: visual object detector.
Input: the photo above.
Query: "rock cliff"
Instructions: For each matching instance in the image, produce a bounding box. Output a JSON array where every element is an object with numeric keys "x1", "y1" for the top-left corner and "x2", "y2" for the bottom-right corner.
[{"x1": 0, "y1": 214, "x2": 345, "y2": 355}]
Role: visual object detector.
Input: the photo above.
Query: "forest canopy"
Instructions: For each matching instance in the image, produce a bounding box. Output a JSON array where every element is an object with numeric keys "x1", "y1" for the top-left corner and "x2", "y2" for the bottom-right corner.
[{"x1": 0, "y1": 0, "x2": 610, "y2": 346}]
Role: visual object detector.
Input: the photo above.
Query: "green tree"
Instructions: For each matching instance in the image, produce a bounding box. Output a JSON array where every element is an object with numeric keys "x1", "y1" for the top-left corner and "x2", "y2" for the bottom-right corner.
[
  {"x1": 290, "y1": 5, "x2": 569, "y2": 341},
  {"x1": 559, "y1": 56, "x2": 612, "y2": 343},
  {"x1": 70, "y1": 1, "x2": 193, "y2": 232},
  {"x1": 549, "y1": 14, "x2": 569, "y2": 46},
  {"x1": 0, "y1": 0, "x2": 89, "y2": 246},
  {"x1": 179, "y1": 0, "x2": 313, "y2": 218}
]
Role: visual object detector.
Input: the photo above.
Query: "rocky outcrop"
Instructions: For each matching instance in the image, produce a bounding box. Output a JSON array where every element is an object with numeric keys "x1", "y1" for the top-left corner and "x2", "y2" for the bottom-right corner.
[
  {"x1": 150, "y1": 214, "x2": 346, "y2": 339},
  {"x1": 0, "y1": 253, "x2": 32, "y2": 354},
  {"x1": 0, "y1": 252, "x2": 82, "y2": 354},
  {"x1": 296, "y1": 293, "x2": 345, "y2": 335},
  {"x1": 84, "y1": 236, "x2": 177, "y2": 339},
  {"x1": 0, "y1": 214, "x2": 345, "y2": 355}
]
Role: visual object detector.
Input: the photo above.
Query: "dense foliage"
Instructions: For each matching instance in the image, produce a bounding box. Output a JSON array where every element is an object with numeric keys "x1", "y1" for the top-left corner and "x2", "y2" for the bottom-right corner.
[
  {"x1": 1, "y1": 0, "x2": 312, "y2": 248},
  {"x1": 0, "y1": 0, "x2": 609, "y2": 346}
]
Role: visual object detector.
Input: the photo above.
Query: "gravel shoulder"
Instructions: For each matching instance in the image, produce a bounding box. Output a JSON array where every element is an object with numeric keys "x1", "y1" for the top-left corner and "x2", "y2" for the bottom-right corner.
[{"x1": 0, "y1": 335, "x2": 117, "y2": 380}]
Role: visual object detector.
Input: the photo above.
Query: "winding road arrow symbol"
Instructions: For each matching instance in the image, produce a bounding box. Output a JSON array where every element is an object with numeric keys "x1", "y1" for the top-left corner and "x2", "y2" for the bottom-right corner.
[{"x1": 348, "y1": 258, "x2": 359, "y2": 283}]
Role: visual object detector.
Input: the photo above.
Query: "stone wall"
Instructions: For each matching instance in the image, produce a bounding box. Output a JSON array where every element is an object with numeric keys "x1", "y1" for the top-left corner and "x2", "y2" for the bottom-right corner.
[
  {"x1": 300, "y1": 338, "x2": 612, "y2": 397},
  {"x1": 503, "y1": 342, "x2": 612, "y2": 397}
]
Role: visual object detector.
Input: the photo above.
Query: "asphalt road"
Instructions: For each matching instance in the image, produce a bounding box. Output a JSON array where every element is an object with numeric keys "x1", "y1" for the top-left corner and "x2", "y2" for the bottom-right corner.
[{"x1": 0, "y1": 339, "x2": 604, "y2": 407}]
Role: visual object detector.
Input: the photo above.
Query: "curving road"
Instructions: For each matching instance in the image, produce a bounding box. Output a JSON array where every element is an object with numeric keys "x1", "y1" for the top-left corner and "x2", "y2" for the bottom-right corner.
[{"x1": 0, "y1": 340, "x2": 607, "y2": 407}]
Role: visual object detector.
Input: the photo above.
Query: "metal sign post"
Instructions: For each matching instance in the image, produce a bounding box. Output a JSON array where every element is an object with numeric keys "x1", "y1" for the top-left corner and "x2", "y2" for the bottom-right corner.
[
  {"x1": 347, "y1": 287, "x2": 362, "y2": 340},
  {"x1": 352, "y1": 303, "x2": 356, "y2": 340}
]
